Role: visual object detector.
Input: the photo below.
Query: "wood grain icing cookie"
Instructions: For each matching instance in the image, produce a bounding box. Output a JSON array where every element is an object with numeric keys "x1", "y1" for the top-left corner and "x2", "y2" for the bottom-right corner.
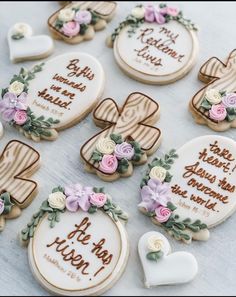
[
  {"x1": 139, "y1": 135, "x2": 236, "y2": 243},
  {"x1": 0, "y1": 140, "x2": 40, "y2": 231},
  {"x1": 80, "y1": 92, "x2": 162, "y2": 182},
  {"x1": 190, "y1": 49, "x2": 236, "y2": 131},
  {"x1": 0, "y1": 53, "x2": 104, "y2": 142},
  {"x1": 48, "y1": 1, "x2": 117, "y2": 44},
  {"x1": 21, "y1": 184, "x2": 129, "y2": 296},
  {"x1": 107, "y1": 2, "x2": 198, "y2": 85},
  {"x1": 139, "y1": 231, "x2": 198, "y2": 288},
  {"x1": 8, "y1": 23, "x2": 54, "y2": 63}
]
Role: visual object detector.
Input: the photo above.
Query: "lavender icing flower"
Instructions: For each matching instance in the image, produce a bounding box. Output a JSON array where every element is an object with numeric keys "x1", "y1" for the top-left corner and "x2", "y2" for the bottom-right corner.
[
  {"x1": 114, "y1": 142, "x2": 135, "y2": 160},
  {"x1": 139, "y1": 179, "x2": 171, "y2": 212},
  {"x1": 0, "y1": 92, "x2": 27, "y2": 122},
  {"x1": 65, "y1": 183, "x2": 93, "y2": 212},
  {"x1": 222, "y1": 93, "x2": 236, "y2": 108}
]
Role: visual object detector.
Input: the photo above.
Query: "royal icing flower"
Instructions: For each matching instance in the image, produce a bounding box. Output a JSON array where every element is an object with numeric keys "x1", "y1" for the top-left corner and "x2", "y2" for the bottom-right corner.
[
  {"x1": 114, "y1": 142, "x2": 135, "y2": 160},
  {"x1": 48, "y1": 192, "x2": 66, "y2": 210},
  {"x1": 14, "y1": 110, "x2": 27, "y2": 125},
  {"x1": 12, "y1": 23, "x2": 32, "y2": 37},
  {"x1": 8, "y1": 81, "x2": 25, "y2": 95},
  {"x1": 90, "y1": 193, "x2": 107, "y2": 208},
  {"x1": 144, "y1": 5, "x2": 166, "y2": 24},
  {"x1": 166, "y1": 6, "x2": 179, "y2": 16},
  {"x1": 147, "y1": 235, "x2": 163, "y2": 252},
  {"x1": 149, "y1": 166, "x2": 167, "y2": 182},
  {"x1": 0, "y1": 200, "x2": 4, "y2": 215},
  {"x1": 96, "y1": 137, "x2": 116, "y2": 154},
  {"x1": 0, "y1": 92, "x2": 27, "y2": 122},
  {"x1": 205, "y1": 89, "x2": 222, "y2": 105},
  {"x1": 222, "y1": 93, "x2": 236, "y2": 108},
  {"x1": 99, "y1": 155, "x2": 118, "y2": 174},
  {"x1": 58, "y1": 8, "x2": 75, "y2": 22},
  {"x1": 209, "y1": 104, "x2": 227, "y2": 122},
  {"x1": 139, "y1": 179, "x2": 171, "y2": 212},
  {"x1": 65, "y1": 183, "x2": 93, "y2": 212},
  {"x1": 131, "y1": 6, "x2": 145, "y2": 19},
  {"x1": 155, "y1": 206, "x2": 172, "y2": 223},
  {"x1": 62, "y1": 21, "x2": 80, "y2": 37},
  {"x1": 74, "y1": 10, "x2": 92, "y2": 24}
]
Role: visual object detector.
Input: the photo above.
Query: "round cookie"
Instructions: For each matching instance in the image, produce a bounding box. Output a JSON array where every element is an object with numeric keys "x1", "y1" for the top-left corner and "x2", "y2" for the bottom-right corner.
[
  {"x1": 21, "y1": 184, "x2": 129, "y2": 296},
  {"x1": 0, "y1": 52, "x2": 105, "y2": 141},
  {"x1": 139, "y1": 135, "x2": 236, "y2": 243},
  {"x1": 107, "y1": 3, "x2": 198, "y2": 85}
]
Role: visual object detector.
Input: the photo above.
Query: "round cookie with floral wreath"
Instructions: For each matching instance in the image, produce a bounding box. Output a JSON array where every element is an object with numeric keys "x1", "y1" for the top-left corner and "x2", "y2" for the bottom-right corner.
[
  {"x1": 139, "y1": 135, "x2": 236, "y2": 243},
  {"x1": 48, "y1": 1, "x2": 117, "y2": 44},
  {"x1": 107, "y1": 2, "x2": 199, "y2": 85},
  {"x1": 21, "y1": 183, "x2": 129, "y2": 296},
  {"x1": 0, "y1": 52, "x2": 104, "y2": 142}
]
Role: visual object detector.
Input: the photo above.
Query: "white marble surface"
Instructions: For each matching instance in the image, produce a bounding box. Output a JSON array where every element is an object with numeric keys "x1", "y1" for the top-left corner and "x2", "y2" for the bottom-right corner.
[{"x1": 1, "y1": 1, "x2": 236, "y2": 296}]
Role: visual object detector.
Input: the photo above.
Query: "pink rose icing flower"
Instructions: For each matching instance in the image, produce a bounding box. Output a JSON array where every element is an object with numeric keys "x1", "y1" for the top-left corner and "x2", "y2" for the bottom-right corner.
[
  {"x1": 144, "y1": 5, "x2": 166, "y2": 24},
  {"x1": 90, "y1": 193, "x2": 107, "y2": 208},
  {"x1": 99, "y1": 155, "x2": 118, "y2": 174},
  {"x1": 62, "y1": 21, "x2": 80, "y2": 37},
  {"x1": 222, "y1": 93, "x2": 236, "y2": 108},
  {"x1": 74, "y1": 10, "x2": 92, "y2": 24},
  {"x1": 65, "y1": 183, "x2": 93, "y2": 212},
  {"x1": 0, "y1": 92, "x2": 27, "y2": 122},
  {"x1": 0, "y1": 200, "x2": 4, "y2": 215},
  {"x1": 14, "y1": 110, "x2": 27, "y2": 125},
  {"x1": 166, "y1": 7, "x2": 179, "y2": 16},
  {"x1": 114, "y1": 142, "x2": 135, "y2": 160},
  {"x1": 139, "y1": 178, "x2": 171, "y2": 212},
  {"x1": 209, "y1": 104, "x2": 227, "y2": 122},
  {"x1": 155, "y1": 206, "x2": 172, "y2": 223}
]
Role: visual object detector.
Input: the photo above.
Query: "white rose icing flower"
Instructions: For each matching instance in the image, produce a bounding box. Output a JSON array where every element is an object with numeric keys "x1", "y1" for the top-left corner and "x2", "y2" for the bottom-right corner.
[
  {"x1": 12, "y1": 23, "x2": 32, "y2": 37},
  {"x1": 48, "y1": 192, "x2": 66, "y2": 210},
  {"x1": 149, "y1": 166, "x2": 167, "y2": 182},
  {"x1": 147, "y1": 235, "x2": 163, "y2": 252},
  {"x1": 58, "y1": 8, "x2": 75, "y2": 22},
  {"x1": 131, "y1": 6, "x2": 145, "y2": 19},
  {"x1": 96, "y1": 137, "x2": 116, "y2": 154},
  {"x1": 9, "y1": 81, "x2": 25, "y2": 95},
  {"x1": 205, "y1": 89, "x2": 222, "y2": 105}
]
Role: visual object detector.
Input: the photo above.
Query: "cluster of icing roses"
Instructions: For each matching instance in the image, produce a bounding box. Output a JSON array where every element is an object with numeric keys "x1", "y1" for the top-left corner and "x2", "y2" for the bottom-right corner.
[
  {"x1": 139, "y1": 165, "x2": 173, "y2": 224},
  {"x1": 56, "y1": 7, "x2": 96, "y2": 37},
  {"x1": 0, "y1": 80, "x2": 28, "y2": 125},
  {"x1": 131, "y1": 3, "x2": 179, "y2": 24},
  {"x1": 201, "y1": 89, "x2": 236, "y2": 122},
  {"x1": 47, "y1": 183, "x2": 108, "y2": 212}
]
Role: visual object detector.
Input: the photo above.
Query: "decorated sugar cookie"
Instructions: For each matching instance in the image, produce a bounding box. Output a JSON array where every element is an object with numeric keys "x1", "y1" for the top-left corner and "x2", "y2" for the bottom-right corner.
[
  {"x1": 139, "y1": 231, "x2": 198, "y2": 288},
  {"x1": 21, "y1": 183, "x2": 129, "y2": 296},
  {"x1": 80, "y1": 92, "x2": 162, "y2": 181},
  {"x1": 139, "y1": 135, "x2": 236, "y2": 243},
  {"x1": 107, "y1": 3, "x2": 198, "y2": 84},
  {"x1": 48, "y1": 1, "x2": 117, "y2": 44},
  {"x1": 8, "y1": 23, "x2": 54, "y2": 63},
  {"x1": 190, "y1": 49, "x2": 236, "y2": 131},
  {"x1": 0, "y1": 53, "x2": 104, "y2": 142},
  {"x1": 0, "y1": 140, "x2": 40, "y2": 231}
]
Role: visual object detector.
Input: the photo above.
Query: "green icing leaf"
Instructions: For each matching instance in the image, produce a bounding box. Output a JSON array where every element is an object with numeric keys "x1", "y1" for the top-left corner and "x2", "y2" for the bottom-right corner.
[
  {"x1": 146, "y1": 251, "x2": 164, "y2": 261},
  {"x1": 0, "y1": 192, "x2": 13, "y2": 215},
  {"x1": 117, "y1": 158, "x2": 129, "y2": 174},
  {"x1": 110, "y1": 133, "x2": 123, "y2": 144},
  {"x1": 80, "y1": 24, "x2": 88, "y2": 35},
  {"x1": 11, "y1": 33, "x2": 24, "y2": 40},
  {"x1": 201, "y1": 98, "x2": 212, "y2": 110},
  {"x1": 52, "y1": 186, "x2": 65, "y2": 193},
  {"x1": 91, "y1": 150, "x2": 103, "y2": 162},
  {"x1": 88, "y1": 205, "x2": 98, "y2": 214},
  {"x1": 167, "y1": 202, "x2": 177, "y2": 212}
]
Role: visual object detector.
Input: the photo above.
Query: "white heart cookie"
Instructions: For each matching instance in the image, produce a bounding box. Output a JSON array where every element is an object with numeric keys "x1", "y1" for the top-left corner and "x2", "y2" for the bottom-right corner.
[
  {"x1": 8, "y1": 23, "x2": 54, "y2": 63},
  {"x1": 138, "y1": 231, "x2": 198, "y2": 288},
  {"x1": 108, "y1": 3, "x2": 199, "y2": 85}
]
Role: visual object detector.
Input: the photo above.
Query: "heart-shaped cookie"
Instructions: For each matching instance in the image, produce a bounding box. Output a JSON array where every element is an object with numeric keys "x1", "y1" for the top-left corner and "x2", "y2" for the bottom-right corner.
[
  {"x1": 0, "y1": 52, "x2": 105, "y2": 141},
  {"x1": 138, "y1": 231, "x2": 198, "y2": 288},
  {"x1": 8, "y1": 23, "x2": 54, "y2": 63}
]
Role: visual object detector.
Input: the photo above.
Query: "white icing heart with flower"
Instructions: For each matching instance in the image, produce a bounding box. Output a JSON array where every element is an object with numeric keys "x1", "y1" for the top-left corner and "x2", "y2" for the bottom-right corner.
[
  {"x1": 96, "y1": 137, "x2": 116, "y2": 154},
  {"x1": 149, "y1": 166, "x2": 167, "y2": 182},
  {"x1": 48, "y1": 192, "x2": 66, "y2": 210},
  {"x1": 205, "y1": 89, "x2": 222, "y2": 105}
]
